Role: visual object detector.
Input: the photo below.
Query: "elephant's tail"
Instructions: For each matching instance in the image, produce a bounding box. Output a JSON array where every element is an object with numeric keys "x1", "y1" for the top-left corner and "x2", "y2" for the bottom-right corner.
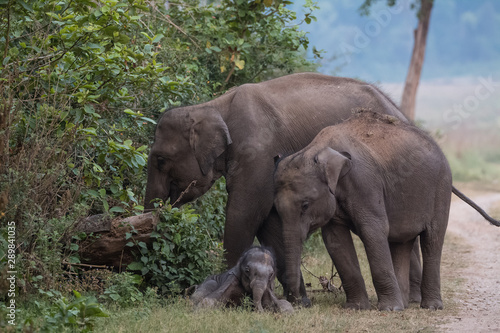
[{"x1": 452, "y1": 186, "x2": 500, "y2": 227}]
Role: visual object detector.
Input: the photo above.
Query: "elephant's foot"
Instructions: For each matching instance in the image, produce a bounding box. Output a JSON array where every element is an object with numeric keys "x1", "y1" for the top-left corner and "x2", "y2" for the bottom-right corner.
[
  {"x1": 286, "y1": 294, "x2": 312, "y2": 308},
  {"x1": 409, "y1": 283, "x2": 422, "y2": 304},
  {"x1": 409, "y1": 290, "x2": 422, "y2": 304},
  {"x1": 276, "y1": 299, "x2": 294, "y2": 313},
  {"x1": 344, "y1": 300, "x2": 371, "y2": 310},
  {"x1": 197, "y1": 297, "x2": 218, "y2": 309},
  {"x1": 377, "y1": 297, "x2": 405, "y2": 311},
  {"x1": 420, "y1": 298, "x2": 443, "y2": 310},
  {"x1": 301, "y1": 296, "x2": 312, "y2": 308},
  {"x1": 377, "y1": 303, "x2": 404, "y2": 311}
]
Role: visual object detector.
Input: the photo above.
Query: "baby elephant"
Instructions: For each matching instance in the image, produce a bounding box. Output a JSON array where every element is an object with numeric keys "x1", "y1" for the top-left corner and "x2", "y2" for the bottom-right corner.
[
  {"x1": 190, "y1": 246, "x2": 293, "y2": 313},
  {"x1": 274, "y1": 111, "x2": 452, "y2": 311}
]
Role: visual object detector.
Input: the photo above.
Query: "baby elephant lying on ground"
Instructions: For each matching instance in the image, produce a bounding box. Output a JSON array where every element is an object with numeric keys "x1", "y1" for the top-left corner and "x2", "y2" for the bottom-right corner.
[{"x1": 190, "y1": 246, "x2": 293, "y2": 313}]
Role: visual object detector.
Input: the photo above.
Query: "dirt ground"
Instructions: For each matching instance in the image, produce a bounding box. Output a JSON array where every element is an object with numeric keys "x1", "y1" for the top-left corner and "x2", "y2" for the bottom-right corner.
[{"x1": 439, "y1": 190, "x2": 500, "y2": 332}]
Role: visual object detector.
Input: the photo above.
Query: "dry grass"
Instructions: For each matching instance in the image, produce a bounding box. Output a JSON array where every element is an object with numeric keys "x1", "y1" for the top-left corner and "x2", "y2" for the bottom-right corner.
[{"x1": 93, "y1": 229, "x2": 467, "y2": 333}]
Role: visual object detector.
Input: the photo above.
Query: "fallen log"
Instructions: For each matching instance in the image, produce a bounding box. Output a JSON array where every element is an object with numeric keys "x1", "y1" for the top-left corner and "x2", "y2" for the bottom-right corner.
[{"x1": 74, "y1": 212, "x2": 160, "y2": 269}]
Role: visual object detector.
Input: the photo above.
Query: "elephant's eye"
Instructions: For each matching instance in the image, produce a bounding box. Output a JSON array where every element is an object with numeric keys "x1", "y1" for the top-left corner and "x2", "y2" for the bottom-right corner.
[
  {"x1": 245, "y1": 266, "x2": 250, "y2": 274},
  {"x1": 157, "y1": 156, "x2": 166, "y2": 169},
  {"x1": 301, "y1": 201, "x2": 309, "y2": 213}
]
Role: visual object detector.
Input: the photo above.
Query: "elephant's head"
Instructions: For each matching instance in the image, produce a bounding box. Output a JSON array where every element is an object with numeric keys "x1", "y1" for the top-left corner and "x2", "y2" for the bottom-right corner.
[
  {"x1": 144, "y1": 106, "x2": 231, "y2": 209},
  {"x1": 274, "y1": 147, "x2": 351, "y2": 302},
  {"x1": 237, "y1": 247, "x2": 276, "y2": 312}
]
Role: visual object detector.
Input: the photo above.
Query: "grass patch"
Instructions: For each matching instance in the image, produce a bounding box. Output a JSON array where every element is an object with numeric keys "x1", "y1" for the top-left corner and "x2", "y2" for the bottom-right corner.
[
  {"x1": 95, "y1": 297, "x2": 447, "y2": 333},
  {"x1": 445, "y1": 149, "x2": 500, "y2": 184},
  {"x1": 89, "y1": 229, "x2": 466, "y2": 333}
]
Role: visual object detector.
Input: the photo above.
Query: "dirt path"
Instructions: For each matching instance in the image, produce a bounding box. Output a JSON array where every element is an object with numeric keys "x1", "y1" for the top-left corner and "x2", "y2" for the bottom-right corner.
[{"x1": 439, "y1": 192, "x2": 500, "y2": 332}]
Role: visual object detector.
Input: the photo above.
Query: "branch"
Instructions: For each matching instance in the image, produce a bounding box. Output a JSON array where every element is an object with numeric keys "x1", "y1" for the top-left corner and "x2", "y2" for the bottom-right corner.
[
  {"x1": 62, "y1": 261, "x2": 109, "y2": 269},
  {"x1": 147, "y1": 1, "x2": 201, "y2": 50}
]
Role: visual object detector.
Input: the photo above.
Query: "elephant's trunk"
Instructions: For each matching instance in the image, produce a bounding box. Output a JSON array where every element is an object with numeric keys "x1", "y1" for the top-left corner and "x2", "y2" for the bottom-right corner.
[
  {"x1": 144, "y1": 161, "x2": 170, "y2": 211},
  {"x1": 250, "y1": 280, "x2": 267, "y2": 312},
  {"x1": 283, "y1": 223, "x2": 303, "y2": 304}
]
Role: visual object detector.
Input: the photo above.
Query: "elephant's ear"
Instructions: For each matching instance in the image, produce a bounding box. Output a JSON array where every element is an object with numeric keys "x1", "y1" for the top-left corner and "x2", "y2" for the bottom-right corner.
[
  {"x1": 315, "y1": 148, "x2": 352, "y2": 195},
  {"x1": 189, "y1": 109, "x2": 232, "y2": 175}
]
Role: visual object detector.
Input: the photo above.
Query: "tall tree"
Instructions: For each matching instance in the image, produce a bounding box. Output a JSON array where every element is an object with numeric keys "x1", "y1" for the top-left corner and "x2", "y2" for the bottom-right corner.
[{"x1": 360, "y1": 0, "x2": 434, "y2": 121}]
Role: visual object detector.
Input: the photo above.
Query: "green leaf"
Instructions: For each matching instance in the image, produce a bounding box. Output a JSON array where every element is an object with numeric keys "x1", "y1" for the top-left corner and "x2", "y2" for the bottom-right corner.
[
  {"x1": 127, "y1": 262, "x2": 143, "y2": 271},
  {"x1": 103, "y1": 199, "x2": 109, "y2": 212},
  {"x1": 16, "y1": 0, "x2": 33, "y2": 12},
  {"x1": 110, "y1": 206, "x2": 126, "y2": 213},
  {"x1": 139, "y1": 116, "x2": 156, "y2": 124},
  {"x1": 70, "y1": 243, "x2": 79, "y2": 251},
  {"x1": 152, "y1": 34, "x2": 164, "y2": 43}
]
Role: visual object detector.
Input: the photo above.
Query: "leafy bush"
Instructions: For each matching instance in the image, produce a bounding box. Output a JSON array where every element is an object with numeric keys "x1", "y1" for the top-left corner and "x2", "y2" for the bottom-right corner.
[
  {"x1": 100, "y1": 272, "x2": 157, "y2": 307},
  {"x1": 192, "y1": 177, "x2": 228, "y2": 241},
  {"x1": 0, "y1": 0, "x2": 320, "y2": 303},
  {"x1": 37, "y1": 290, "x2": 108, "y2": 333},
  {"x1": 126, "y1": 203, "x2": 224, "y2": 294}
]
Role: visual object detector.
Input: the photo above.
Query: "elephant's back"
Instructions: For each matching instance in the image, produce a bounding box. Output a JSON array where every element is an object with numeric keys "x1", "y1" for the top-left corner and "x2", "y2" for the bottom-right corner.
[
  {"x1": 225, "y1": 74, "x2": 405, "y2": 155},
  {"x1": 319, "y1": 110, "x2": 451, "y2": 186}
]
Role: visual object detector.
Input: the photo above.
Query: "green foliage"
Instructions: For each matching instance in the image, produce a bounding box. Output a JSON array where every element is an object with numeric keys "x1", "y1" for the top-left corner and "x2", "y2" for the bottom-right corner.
[
  {"x1": 192, "y1": 177, "x2": 228, "y2": 241},
  {"x1": 126, "y1": 202, "x2": 224, "y2": 294},
  {"x1": 446, "y1": 149, "x2": 500, "y2": 183},
  {"x1": 0, "y1": 0, "x2": 319, "y2": 308},
  {"x1": 160, "y1": 0, "x2": 319, "y2": 88},
  {"x1": 37, "y1": 289, "x2": 108, "y2": 333},
  {"x1": 100, "y1": 272, "x2": 157, "y2": 307}
]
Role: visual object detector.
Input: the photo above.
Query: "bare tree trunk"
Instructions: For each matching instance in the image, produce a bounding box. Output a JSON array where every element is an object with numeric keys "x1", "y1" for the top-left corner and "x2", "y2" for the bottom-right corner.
[{"x1": 400, "y1": 0, "x2": 433, "y2": 121}]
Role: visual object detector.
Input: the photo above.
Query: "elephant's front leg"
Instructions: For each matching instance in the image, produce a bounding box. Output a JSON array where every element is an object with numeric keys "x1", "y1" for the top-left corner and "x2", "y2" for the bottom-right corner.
[
  {"x1": 356, "y1": 216, "x2": 405, "y2": 311},
  {"x1": 223, "y1": 173, "x2": 274, "y2": 266},
  {"x1": 201, "y1": 275, "x2": 244, "y2": 308},
  {"x1": 261, "y1": 287, "x2": 294, "y2": 313},
  {"x1": 321, "y1": 222, "x2": 371, "y2": 310},
  {"x1": 258, "y1": 208, "x2": 311, "y2": 307}
]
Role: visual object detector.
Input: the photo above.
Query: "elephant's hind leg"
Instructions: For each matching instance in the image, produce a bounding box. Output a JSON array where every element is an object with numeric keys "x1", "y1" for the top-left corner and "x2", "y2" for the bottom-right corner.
[
  {"x1": 409, "y1": 238, "x2": 422, "y2": 304},
  {"x1": 390, "y1": 239, "x2": 416, "y2": 308},
  {"x1": 258, "y1": 208, "x2": 311, "y2": 307},
  {"x1": 420, "y1": 204, "x2": 450, "y2": 309},
  {"x1": 420, "y1": 175, "x2": 451, "y2": 310}
]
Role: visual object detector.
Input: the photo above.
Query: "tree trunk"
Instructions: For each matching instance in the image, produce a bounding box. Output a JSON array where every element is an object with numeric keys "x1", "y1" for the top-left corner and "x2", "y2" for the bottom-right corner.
[
  {"x1": 400, "y1": 0, "x2": 433, "y2": 121},
  {"x1": 74, "y1": 213, "x2": 160, "y2": 269}
]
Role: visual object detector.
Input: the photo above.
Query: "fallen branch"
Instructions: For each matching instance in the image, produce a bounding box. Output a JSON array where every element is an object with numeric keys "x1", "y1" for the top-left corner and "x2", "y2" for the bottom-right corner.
[
  {"x1": 62, "y1": 261, "x2": 109, "y2": 269},
  {"x1": 75, "y1": 212, "x2": 160, "y2": 269}
]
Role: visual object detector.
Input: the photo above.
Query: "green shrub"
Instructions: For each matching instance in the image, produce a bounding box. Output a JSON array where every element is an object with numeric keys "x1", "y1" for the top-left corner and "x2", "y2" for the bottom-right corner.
[
  {"x1": 192, "y1": 177, "x2": 228, "y2": 241},
  {"x1": 1, "y1": 0, "x2": 320, "y2": 303},
  {"x1": 100, "y1": 272, "x2": 158, "y2": 307},
  {"x1": 37, "y1": 290, "x2": 108, "y2": 333},
  {"x1": 126, "y1": 203, "x2": 224, "y2": 294}
]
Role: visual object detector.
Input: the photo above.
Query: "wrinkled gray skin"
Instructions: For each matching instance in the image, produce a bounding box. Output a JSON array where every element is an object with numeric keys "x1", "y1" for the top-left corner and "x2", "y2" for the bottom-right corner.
[
  {"x1": 144, "y1": 73, "x2": 408, "y2": 305},
  {"x1": 274, "y1": 111, "x2": 452, "y2": 311},
  {"x1": 190, "y1": 247, "x2": 293, "y2": 313}
]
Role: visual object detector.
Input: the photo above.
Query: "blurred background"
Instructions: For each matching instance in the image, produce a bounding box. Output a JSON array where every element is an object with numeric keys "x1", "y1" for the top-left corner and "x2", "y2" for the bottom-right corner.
[{"x1": 292, "y1": 0, "x2": 500, "y2": 186}]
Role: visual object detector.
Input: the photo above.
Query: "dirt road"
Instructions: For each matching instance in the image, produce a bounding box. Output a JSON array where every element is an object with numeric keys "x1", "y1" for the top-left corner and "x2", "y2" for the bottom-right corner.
[{"x1": 439, "y1": 192, "x2": 500, "y2": 332}]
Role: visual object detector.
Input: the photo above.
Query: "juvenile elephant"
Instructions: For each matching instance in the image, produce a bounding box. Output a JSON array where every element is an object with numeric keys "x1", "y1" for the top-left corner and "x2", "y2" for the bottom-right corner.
[
  {"x1": 145, "y1": 73, "x2": 407, "y2": 305},
  {"x1": 274, "y1": 111, "x2": 454, "y2": 311},
  {"x1": 190, "y1": 246, "x2": 293, "y2": 313}
]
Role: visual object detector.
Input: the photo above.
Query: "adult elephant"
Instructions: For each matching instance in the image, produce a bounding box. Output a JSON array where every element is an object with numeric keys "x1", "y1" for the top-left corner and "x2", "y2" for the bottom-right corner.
[{"x1": 144, "y1": 73, "x2": 407, "y2": 304}]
